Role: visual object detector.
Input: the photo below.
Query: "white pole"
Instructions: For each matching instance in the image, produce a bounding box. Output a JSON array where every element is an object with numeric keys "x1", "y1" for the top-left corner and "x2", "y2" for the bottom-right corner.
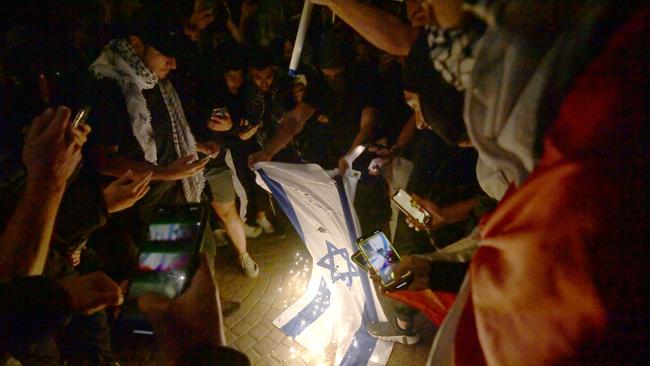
[{"x1": 289, "y1": 0, "x2": 313, "y2": 77}]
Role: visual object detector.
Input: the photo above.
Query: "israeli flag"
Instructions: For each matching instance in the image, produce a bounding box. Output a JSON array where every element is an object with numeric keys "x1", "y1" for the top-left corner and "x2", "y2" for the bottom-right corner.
[{"x1": 255, "y1": 162, "x2": 394, "y2": 366}]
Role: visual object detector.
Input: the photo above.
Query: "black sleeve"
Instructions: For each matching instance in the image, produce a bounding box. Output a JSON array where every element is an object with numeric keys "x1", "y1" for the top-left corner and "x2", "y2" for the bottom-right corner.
[
  {"x1": 176, "y1": 345, "x2": 251, "y2": 366},
  {"x1": 0, "y1": 276, "x2": 70, "y2": 351},
  {"x1": 429, "y1": 261, "x2": 470, "y2": 293}
]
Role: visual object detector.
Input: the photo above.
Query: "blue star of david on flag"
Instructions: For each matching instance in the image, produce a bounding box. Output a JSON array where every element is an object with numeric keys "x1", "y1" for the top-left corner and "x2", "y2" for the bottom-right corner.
[{"x1": 317, "y1": 241, "x2": 359, "y2": 288}]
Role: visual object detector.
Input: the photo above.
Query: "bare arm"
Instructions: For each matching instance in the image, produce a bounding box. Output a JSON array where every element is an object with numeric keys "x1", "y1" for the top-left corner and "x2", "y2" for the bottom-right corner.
[
  {"x1": 313, "y1": 0, "x2": 419, "y2": 56},
  {"x1": 264, "y1": 102, "x2": 316, "y2": 157},
  {"x1": 348, "y1": 107, "x2": 378, "y2": 153},
  {"x1": 392, "y1": 114, "x2": 417, "y2": 154},
  {"x1": 0, "y1": 107, "x2": 85, "y2": 278},
  {"x1": 95, "y1": 151, "x2": 208, "y2": 182}
]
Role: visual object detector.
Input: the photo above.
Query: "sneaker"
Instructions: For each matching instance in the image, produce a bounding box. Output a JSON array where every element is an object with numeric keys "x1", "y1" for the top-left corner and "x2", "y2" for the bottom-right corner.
[
  {"x1": 243, "y1": 223, "x2": 263, "y2": 238},
  {"x1": 239, "y1": 252, "x2": 259, "y2": 278},
  {"x1": 256, "y1": 216, "x2": 275, "y2": 233},
  {"x1": 221, "y1": 300, "x2": 241, "y2": 317},
  {"x1": 366, "y1": 320, "x2": 421, "y2": 345},
  {"x1": 213, "y1": 228, "x2": 229, "y2": 247}
]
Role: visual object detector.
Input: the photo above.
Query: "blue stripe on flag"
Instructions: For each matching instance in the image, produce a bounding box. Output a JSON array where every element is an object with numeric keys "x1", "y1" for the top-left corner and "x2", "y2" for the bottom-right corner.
[
  {"x1": 257, "y1": 169, "x2": 304, "y2": 242},
  {"x1": 340, "y1": 304, "x2": 378, "y2": 366},
  {"x1": 280, "y1": 278, "x2": 331, "y2": 337},
  {"x1": 334, "y1": 176, "x2": 379, "y2": 364}
]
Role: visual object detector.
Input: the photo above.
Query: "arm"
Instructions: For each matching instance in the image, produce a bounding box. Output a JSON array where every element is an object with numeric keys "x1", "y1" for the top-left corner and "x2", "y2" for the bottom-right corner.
[
  {"x1": 249, "y1": 102, "x2": 316, "y2": 165},
  {"x1": 392, "y1": 114, "x2": 417, "y2": 155},
  {"x1": 348, "y1": 106, "x2": 378, "y2": 153},
  {"x1": 0, "y1": 107, "x2": 85, "y2": 278},
  {"x1": 313, "y1": 0, "x2": 419, "y2": 56},
  {"x1": 95, "y1": 152, "x2": 208, "y2": 182}
]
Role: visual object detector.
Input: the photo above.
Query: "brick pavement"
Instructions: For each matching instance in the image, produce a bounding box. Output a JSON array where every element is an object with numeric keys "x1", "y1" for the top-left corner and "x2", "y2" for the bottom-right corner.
[{"x1": 114, "y1": 225, "x2": 435, "y2": 365}]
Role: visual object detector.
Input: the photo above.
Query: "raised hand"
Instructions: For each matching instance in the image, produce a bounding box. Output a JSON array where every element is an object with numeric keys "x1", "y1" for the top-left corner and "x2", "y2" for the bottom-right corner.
[{"x1": 102, "y1": 169, "x2": 152, "y2": 213}]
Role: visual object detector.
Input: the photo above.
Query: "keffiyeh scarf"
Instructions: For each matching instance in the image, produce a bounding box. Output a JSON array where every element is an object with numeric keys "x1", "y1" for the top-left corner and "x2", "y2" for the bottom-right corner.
[{"x1": 90, "y1": 39, "x2": 204, "y2": 202}]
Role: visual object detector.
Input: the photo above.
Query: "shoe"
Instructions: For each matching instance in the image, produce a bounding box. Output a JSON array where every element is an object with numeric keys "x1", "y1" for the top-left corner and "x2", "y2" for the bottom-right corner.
[
  {"x1": 239, "y1": 252, "x2": 259, "y2": 278},
  {"x1": 256, "y1": 216, "x2": 275, "y2": 233},
  {"x1": 366, "y1": 320, "x2": 421, "y2": 345},
  {"x1": 213, "y1": 228, "x2": 229, "y2": 247},
  {"x1": 221, "y1": 300, "x2": 241, "y2": 317},
  {"x1": 243, "y1": 223, "x2": 263, "y2": 238}
]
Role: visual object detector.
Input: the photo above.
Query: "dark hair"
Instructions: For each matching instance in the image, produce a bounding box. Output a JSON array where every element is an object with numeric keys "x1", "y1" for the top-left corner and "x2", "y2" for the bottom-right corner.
[
  {"x1": 248, "y1": 46, "x2": 275, "y2": 71},
  {"x1": 218, "y1": 44, "x2": 247, "y2": 73}
]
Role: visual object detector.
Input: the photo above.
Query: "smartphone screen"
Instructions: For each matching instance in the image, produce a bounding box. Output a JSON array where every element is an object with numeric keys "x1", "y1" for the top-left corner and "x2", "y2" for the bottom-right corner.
[
  {"x1": 118, "y1": 205, "x2": 208, "y2": 336},
  {"x1": 392, "y1": 189, "x2": 431, "y2": 225},
  {"x1": 358, "y1": 231, "x2": 401, "y2": 286}
]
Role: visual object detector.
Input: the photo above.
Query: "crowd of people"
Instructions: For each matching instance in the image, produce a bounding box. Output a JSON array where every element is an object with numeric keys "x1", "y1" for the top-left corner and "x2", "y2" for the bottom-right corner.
[{"x1": 1, "y1": 0, "x2": 648, "y2": 365}]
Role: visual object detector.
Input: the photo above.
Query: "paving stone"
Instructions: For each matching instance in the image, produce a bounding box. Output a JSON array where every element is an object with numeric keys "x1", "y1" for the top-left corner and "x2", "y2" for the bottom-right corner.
[
  {"x1": 234, "y1": 335, "x2": 257, "y2": 352},
  {"x1": 270, "y1": 344, "x2": 290, "y2": 362},
  {"x1": 231, "y1": 320, "x2": 255, "y2": 337},
  {"x1": 248, "y1": 322, "x2": 271, "y2": 341},
  {"x1": 253, "y1": 338, "x2": 276, "y2": 357}
]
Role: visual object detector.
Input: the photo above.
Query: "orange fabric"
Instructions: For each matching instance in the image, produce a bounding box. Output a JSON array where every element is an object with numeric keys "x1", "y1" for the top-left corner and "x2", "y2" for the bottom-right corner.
[
  {"x1": 455, "y1": 7, "x2": 649, "y2": 366},
  {"x1": 386, "y1": 290, "x2": 457, "y2": 326}
]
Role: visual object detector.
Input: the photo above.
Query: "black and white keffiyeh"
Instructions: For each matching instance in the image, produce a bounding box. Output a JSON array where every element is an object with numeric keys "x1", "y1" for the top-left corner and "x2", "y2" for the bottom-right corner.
[
  {"x1": 425, "y1": 20, "x2": 485, "y2": 91},
  {"x1": 90, "y1": 39, "x2": 204, "y2": 202}
]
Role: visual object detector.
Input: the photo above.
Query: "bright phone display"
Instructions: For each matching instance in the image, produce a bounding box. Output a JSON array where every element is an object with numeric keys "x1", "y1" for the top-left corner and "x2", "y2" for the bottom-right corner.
[
  {"x1": 392, "y1": 189, "x2": 431, "y2": 226},
  {"x1": 118, "y1": 204, "x2": 208, "y2": 336},
  {"x1": 357, "y1": 231, "x2": 411, "y2": 289}
]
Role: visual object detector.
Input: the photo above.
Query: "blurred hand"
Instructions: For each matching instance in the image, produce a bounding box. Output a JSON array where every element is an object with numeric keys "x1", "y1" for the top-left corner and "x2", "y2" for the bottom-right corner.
[
  {"x1": 189, "y1": 7, "x2": 214, "y2": 31},
  {"x1": 368, "y1": 255, "x2": 432, "y2": 292},
  {"x1": 139, "y1": 254, "x2": 226, "y2": 362},
  {"x1": 367, "y1": 146, "x2": 398, "y2": 176},
  {"x1": 23, "y1": 107, "x2": 89, "y2": 188},
  {"x1": 65, "y1": 246, "x2": 84, "y2": 267},
  {"x1": 196, "y1": 141, "x2": 221, "y2": 157},
  {"x1": 102, "y1": 169, "x2": 152, "y2": 213},
  {"x1": 406, "y1": 194, "x2": 447, "y2": 231},
  {"x1": 207, "y1": 111, "x2": 234, "y2": 132},
  {"x1": 58, "y1": 271, "x2": 123, "y2": 315},
  {"x1": 237, "y1": 120, "x2": 260, "y2": 141},
  {"x1": 161, "y1": 155, "x2": 209, "y2": 181},
  {"x1": 248, "y1": 150, "x2": 272, "y2": 168},
  {"x1": 338, "y1": 157, "x2": 349, "y2": 176}
]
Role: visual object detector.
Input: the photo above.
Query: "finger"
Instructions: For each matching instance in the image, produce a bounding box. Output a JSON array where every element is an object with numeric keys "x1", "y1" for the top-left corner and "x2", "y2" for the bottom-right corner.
[
  {"x1": 135, "y1": 185, "x2": 151, "y2": 201},
  {"x1": 27, "y1": 108, "x2": 55, "y2": 140},
  {"x1": 46, "y1": 106, "x2": 72, "y2": 139},
  {"x1": 70, "y1": 127, "x2": 88, "y2": 147},
  {"x1": 180, "y1": 155, "x2": 196, "y2": 164},
  {"x1": 130, "y1": 171, "x2": 153, "y2": 192},
  {"x1": 112, "y1": 169, "x2": 134, "y2": 187},
  {"x1": 75, "y1": 122, "x2": 92, "y2": 136}
]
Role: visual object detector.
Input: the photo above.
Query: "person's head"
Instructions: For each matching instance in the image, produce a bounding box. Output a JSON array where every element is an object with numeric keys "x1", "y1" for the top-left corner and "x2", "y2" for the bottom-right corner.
[
  {"x1": 318, "y1": 32, "x2": 351, "y2": 93},
  {"x1": 406, "y1": 0, "x2": 427, "y2": 27},
  {"x1": 248, "y1": 47, "x2": 276, "y2": 92},
  {"x1": 128, "y1": 36, "x2": 177, "y2": 79},
  {"x1": 220, "y1": 46, "x2": 247, "y2": 95}
]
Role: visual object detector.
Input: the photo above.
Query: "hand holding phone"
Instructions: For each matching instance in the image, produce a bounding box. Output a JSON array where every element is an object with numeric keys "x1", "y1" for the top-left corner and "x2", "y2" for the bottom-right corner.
[
  {"x1": 72, "y1": 106, "x2": 92, "y2": 128},
  {"x1": 357, "y1": 231, "x2": 412, "y2": 290},
  {"x1": 392, "y1": 189, "x2": 432, "y2": 227}
]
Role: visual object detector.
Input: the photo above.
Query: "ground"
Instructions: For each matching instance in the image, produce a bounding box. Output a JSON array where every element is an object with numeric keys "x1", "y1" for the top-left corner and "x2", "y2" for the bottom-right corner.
[{"x1": 115, "y1": 225, "x2": 436, "y2": 365}]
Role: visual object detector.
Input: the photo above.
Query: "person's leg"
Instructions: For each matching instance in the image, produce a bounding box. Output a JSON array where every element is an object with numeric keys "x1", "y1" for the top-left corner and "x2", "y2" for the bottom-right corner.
[{"x1": 212, "y1": 200, "x2": 246, "y2": 256}]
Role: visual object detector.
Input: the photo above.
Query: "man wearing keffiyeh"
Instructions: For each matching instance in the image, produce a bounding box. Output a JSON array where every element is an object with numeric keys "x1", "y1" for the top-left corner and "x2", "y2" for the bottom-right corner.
[{"x1": 84, "y1": 17, "x2": 211, "y2": 220}]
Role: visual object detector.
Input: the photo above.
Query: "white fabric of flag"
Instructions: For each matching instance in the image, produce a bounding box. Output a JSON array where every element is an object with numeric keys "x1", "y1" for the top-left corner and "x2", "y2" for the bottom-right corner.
[{"x1": 254, "y1": 162, "x2": 394, "y2": 366}]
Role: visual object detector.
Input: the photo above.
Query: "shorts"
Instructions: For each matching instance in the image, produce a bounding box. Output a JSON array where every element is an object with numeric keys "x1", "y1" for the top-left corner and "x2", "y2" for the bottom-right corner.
[{"x1": 204, "y1": 166, "x2": 236, "y2": 204}]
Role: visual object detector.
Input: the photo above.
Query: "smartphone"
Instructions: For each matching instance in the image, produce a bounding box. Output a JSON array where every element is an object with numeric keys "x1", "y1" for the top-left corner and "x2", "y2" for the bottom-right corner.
[
  {"x1": 357, "y1": 231, "x2": 412, "y2": 290},
  {"x1": 392, "y1": 189, "x2": 432, "y2": 226},
  {"x1": 72, "y1": 106, "x2": 92, "y2": 128},
  {"x1": 117, "y1": 204, "x2": 210, "y2": 336},
  {"x1": 211, "y1": 107, "x2": 228, "y2": 119},
  {"x1": 351, "y1": 250, "x2": 370, "y2": 272}
]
